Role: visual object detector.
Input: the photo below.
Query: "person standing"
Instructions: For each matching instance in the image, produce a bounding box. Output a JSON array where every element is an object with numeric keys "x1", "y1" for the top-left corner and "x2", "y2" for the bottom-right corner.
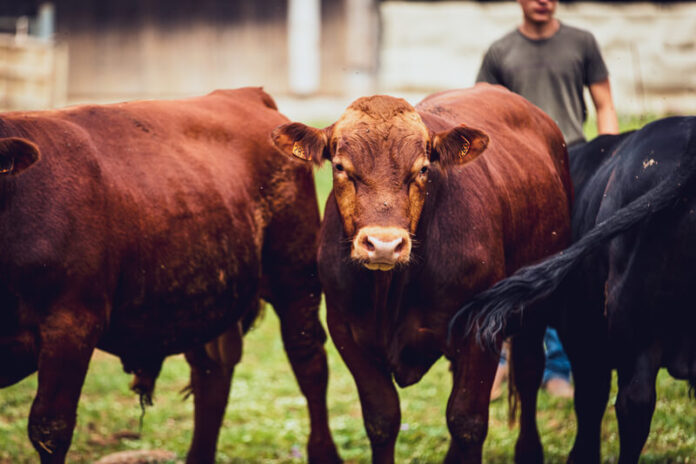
[
  {"x1": 477, "y1": 0, "x2": 619, "y2": 399},
  {"x1": 477, "y1": 0, "x2": 618, "y2": 147}
]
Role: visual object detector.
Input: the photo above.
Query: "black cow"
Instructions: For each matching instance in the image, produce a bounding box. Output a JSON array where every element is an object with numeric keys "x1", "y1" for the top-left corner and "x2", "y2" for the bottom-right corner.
[{"x1": 451, "y1": 116, "x2": 696, "y2": 463}]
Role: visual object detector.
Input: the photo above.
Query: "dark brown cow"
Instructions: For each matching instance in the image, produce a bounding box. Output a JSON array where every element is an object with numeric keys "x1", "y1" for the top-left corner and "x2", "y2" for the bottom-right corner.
[
  {"x1": 272, "y1": 83, "x2": 572, "y2": 463},
  {"x1": 0, "y1": 87, "x2": 339, "y2": 464}
]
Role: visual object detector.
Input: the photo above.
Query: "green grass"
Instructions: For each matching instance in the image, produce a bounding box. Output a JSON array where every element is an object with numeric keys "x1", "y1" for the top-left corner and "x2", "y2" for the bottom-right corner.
[
  {"x1": 2, "y1": 115, "x2": 694, "y2": 463},
  {"x1": 1, "y1": 309, "x2": 694, "y2": 463},
  {"x1": 583, "y1": 114, "x2": 660, "y2": 141}
]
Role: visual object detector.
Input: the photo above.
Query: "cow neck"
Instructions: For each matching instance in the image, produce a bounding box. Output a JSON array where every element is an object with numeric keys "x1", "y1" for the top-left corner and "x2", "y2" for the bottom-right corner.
[
  {"x1": 371, "y1": 271, "x2": 392, "y2": 345},
  {"x1": 363, "y1": 168, "x2": 444, "y2": 345},
  {"x1": 369, "y1": 268, "x2": 408, "y2": 352}
]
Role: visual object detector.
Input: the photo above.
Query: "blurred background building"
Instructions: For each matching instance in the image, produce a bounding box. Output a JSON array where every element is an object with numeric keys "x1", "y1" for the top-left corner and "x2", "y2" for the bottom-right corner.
[{"x1": 0, "y1": 0, "x2": 694, "y2": 121}]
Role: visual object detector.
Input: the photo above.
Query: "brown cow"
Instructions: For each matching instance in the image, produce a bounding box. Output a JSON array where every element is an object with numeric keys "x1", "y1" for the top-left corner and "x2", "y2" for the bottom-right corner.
[
  {"x1": 272, "y1": 83, "x2": 572, "y2": 463},
  {"x1": 0, "y1": 87, "x2": 339, "y2": 464}
]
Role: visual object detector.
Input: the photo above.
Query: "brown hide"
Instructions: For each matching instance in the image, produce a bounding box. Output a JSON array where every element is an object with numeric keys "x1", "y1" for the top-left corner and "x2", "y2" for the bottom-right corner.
[
  {"x1": 274, "y1": 94, "x2": 491, "y2": 271},
  {"x1": 0, "y1": 87, "x2": 310, "y2": 363},
  {"x1": 0, "y1": 88, "x2": 337, "y2": 463},
  {"x1": 335, "y1": 84, "x2": 570, "y2": 376},
  {"x1": 416, "y1": 85, "x2": 573, "y2": 274},
  {"x1": 273, "y1": 83, "x2": 572, "y2": 462}
]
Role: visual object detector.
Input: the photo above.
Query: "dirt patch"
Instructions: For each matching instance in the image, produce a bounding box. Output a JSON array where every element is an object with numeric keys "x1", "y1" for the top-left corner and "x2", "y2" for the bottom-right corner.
[{"x1": 94, "y1": 449, "x2": 179, "y2": 464}]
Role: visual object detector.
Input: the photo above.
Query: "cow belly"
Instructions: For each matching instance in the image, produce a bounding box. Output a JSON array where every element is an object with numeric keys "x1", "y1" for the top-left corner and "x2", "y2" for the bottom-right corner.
[
  {"x1": 664, "y1": 333, "x2": 696, "y2": 382},
  {"x1": 100, "y1": 256, "x2": 260, "y2": 363}
]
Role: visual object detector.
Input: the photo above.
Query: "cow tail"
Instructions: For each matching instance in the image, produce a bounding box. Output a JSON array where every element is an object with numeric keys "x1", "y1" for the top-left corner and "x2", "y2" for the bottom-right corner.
[{"x1": 448, "y1": 130, "x2": 696, "y2": 351}]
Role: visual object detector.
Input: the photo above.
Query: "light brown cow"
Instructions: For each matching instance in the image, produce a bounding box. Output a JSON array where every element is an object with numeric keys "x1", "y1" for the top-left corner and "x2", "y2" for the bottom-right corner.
[{"x1": 273, "y1": 84, "x2": 572, "y2": 463}]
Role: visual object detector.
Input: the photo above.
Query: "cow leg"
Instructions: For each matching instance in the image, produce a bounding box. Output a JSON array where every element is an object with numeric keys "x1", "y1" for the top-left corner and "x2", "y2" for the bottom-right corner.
[
  {"x1": 0, "y1": 331, "x2": 38, "y2": 387},
  {"x1": 184, "y1": 322, "x2": 243, "y2": 464},
  {"x1": 615, "y1": 346, "x2": 661, "y2": 464},
  {"x1": 272, "y1": 293, "x2": 341, "y2": 464},
  {"x1": 28, "y1": 308, "x2": 101, "y2": 463},
  {"x1": 328, "y1": 304, "x2": 400, "y2": 464},
  {"x1": 565, "y1": 326, "x2": 610, "y2": 464},
  {"x1": 509, "y1": 325, "x2": 546, "y2": 464},
  {"x1": 445, "y1": 336, "x2": 499, "y2": 464}
]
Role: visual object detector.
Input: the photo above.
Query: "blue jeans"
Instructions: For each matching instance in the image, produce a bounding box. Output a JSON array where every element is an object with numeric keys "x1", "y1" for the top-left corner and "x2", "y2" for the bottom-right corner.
[
  {"x1": 542, "y1": 327, "x2": 572, "y2": 385},
  {"x1": 498, "y1": 327, "x2": 572, "y2": 384}
]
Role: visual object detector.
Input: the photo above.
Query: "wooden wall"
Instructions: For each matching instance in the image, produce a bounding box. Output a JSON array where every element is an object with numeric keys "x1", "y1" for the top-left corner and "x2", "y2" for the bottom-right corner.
[
  {"x1": 0, "y1": 34, "x2": 68, "y2": 111},
  {"x1": 0, "y1": 0, "x2": 347, "y2": 103}
]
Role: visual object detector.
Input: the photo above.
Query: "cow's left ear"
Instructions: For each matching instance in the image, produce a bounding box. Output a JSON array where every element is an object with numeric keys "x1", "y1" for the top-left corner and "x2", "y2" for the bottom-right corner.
[
  {"x1": 0, "y1": 137, "x2": 41, "y2": 177},
  {"x1": 431, "y1": 124, "x2": 489, "y2": 167},
  {"x1": 271, "y1": 122, "x2": 331, "y2": 166}
]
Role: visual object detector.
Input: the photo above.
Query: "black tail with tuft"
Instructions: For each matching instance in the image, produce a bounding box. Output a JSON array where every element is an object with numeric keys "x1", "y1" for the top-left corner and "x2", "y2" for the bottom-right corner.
[{"x1": 448, "y1": 129, "x2": 696, "y2": 352}]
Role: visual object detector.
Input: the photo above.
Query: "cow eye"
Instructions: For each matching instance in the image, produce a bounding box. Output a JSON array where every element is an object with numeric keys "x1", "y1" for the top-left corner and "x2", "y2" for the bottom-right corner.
[{"x1": 335, "y1": 163, "x2": 345, "y2": 172}]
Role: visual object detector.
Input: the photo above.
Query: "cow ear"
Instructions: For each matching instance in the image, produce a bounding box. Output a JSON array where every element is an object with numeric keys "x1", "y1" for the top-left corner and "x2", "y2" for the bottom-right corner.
[
  {"x1": 0, "y1": 137, "x2": 41, "y2": 176},
  {"x1": 431, "y1": 125, "x2": 489, "y2": 167},
  {"x1": 271, "y1": 122, "x2": 330, "y2": 166}
]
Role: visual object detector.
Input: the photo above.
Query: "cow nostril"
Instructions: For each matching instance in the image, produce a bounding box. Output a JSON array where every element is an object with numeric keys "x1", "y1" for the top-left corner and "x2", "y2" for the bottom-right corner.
[
  {"x1": 394, "y1": 239, "x2": 405, "y2": 254},
  {"x1": 362, "y1": 236, "x2": 375, "y2": 252}
]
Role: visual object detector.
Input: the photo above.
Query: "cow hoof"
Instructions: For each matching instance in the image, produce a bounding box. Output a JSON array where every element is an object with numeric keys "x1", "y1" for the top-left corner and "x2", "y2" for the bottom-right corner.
[{"x1": 308, "y1": 442, "x2": 342, "y2": 464}]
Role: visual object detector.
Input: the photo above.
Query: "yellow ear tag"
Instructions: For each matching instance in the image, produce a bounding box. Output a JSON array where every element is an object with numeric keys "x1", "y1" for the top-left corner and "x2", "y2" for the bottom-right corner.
[
  {"x1": 458, "y1": 137, "x2": 471, "y2": 161},
  {"x1": 292, "y1": 142, "x2": 309, "y2": 160},
  {"x1": 0, "y1": 159, "x2": 14, "y2": 174}
]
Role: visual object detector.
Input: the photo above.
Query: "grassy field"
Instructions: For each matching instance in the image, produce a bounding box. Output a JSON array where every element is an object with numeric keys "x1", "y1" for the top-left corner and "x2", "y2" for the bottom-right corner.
[
  {"x1": 1, "y1": 311, "x2": 694, "y2": 463},
  {"x1": 1, "y1": 115, "x2": 694, "y2": 463}
]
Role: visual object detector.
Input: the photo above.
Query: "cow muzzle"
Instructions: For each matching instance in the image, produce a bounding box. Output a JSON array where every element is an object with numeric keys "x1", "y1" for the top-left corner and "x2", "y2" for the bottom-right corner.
[{"x1": 352, "y1": 226, "x2": 412, "y2": 271}]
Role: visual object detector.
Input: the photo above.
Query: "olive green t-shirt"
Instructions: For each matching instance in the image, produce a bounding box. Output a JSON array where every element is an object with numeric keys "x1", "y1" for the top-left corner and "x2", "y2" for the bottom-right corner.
[{"x1": 476, "y1": 23, "x2": 609, "y2": 146}]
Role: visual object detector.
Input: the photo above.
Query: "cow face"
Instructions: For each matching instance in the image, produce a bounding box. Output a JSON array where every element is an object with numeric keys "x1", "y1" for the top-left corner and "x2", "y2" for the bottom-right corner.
[
  {"x1": 0, "y1": 138, "x2": 40, "y2": 177},
  {"x1": 272, "y1": 96, "x2": 488, "y2": 271}
]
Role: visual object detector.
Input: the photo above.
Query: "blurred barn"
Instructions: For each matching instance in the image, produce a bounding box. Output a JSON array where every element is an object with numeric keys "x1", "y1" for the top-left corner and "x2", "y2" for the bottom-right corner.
[
  {"x1": 0, "y1": 0, "x2": 364, "y2": 110},
  {"x1": 0, "y1": 0, "x2": 694, "y2": 118}
]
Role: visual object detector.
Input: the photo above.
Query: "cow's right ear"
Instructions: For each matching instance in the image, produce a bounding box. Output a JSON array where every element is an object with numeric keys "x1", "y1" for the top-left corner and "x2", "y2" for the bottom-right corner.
[
  {"x1": 0, "y1": 138, "x2": 40, "y2": 177},
  {"x1": 431, "y1": 125, "x2": 489, "y2": 168},
  {"x1": 271, "y1": 122, "x2": 330, "y2": 165}
]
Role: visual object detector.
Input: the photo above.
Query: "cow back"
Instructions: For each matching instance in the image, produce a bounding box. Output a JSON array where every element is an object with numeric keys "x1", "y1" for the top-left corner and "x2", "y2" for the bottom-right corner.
[{"x1": 0, "y1": 87, "x2": 315, "y2": 361}]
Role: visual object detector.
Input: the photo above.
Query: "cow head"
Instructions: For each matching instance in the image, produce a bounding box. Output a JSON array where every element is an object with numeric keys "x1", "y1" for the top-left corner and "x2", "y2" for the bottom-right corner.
[
  {"x1": 0, "y1": 138, "x2": 40, "y2": 177},
  {"x1": 272, "y1": 96, "x2": 488, "y2": 271}
]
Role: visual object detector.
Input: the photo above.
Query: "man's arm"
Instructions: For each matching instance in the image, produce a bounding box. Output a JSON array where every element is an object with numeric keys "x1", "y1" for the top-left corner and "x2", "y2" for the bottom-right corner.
[{"x1": 589, "y1": 79, "x2": 619, "y2": 135}]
